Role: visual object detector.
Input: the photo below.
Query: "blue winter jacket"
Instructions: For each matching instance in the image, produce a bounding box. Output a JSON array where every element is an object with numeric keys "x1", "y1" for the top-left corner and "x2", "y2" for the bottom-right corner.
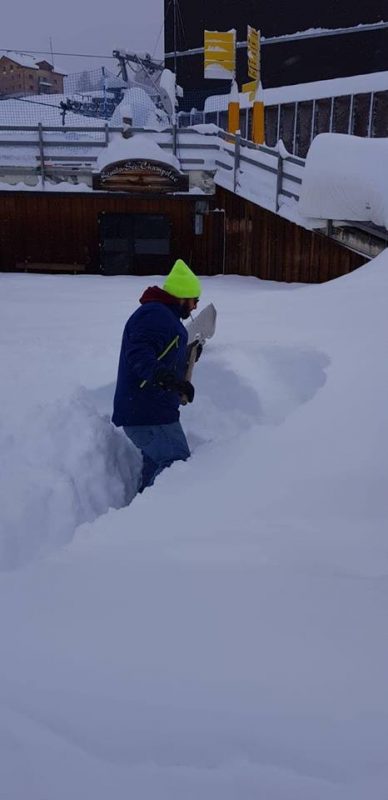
[{"x1": 112, "y1": 286, "x2": 189, "y2": 426}]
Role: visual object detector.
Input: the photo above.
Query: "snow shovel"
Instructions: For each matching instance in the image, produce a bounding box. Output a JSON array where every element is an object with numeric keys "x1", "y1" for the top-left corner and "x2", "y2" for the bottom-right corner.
[{"x1": 180, "y1": 302, "x2": 217, "y2": 405}]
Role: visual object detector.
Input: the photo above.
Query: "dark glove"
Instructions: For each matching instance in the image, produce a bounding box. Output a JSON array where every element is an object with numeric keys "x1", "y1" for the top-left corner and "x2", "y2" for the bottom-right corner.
[
  {"x1": 154, "y1": 370, "x2": 195, "y2": 403},
  {"x1": 154, "y1": 369, "x2": 177, "y2": 391},
  {"x1": 187, "y1": 341, "x2": 203, "y2": 363},
  {"x1": 177, "y1": 380, "x2": 195, "y2": 404}
]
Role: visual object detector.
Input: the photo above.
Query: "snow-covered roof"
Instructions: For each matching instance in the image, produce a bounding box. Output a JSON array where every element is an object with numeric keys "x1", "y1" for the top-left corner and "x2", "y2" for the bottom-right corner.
[
  {"x1": 1, "y1": 51, "x2": 39, "y2": 69},
  {"x1": 264, "y1": 70, "x2": 388, "y2": 106},
  {"x1": 0, "y1": 51, "x2": 66, "y2": 75},
  {"x1": 96, "y1": 132, "x2": 180, "y2": 171}
]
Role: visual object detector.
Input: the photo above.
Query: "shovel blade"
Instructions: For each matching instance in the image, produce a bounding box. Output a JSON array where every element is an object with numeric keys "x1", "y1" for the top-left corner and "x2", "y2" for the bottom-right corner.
[{"x1": 186, "y1": 303, "x2": 217, "y2": 344}]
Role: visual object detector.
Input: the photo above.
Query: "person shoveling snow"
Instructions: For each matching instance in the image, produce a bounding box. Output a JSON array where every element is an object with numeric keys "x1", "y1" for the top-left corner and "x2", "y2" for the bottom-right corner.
[{"x1": 112, "y1": 259, "x2": 215, "y2": 492}]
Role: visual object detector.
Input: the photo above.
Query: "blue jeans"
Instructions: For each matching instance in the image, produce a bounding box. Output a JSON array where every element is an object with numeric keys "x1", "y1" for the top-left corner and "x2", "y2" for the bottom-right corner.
[{"x1": 123, "y1": 421, "x2": 190, "y2": 491}]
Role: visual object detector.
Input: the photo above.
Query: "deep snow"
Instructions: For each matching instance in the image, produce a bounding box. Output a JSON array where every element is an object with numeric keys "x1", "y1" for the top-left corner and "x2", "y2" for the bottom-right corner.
[{"x1": 0, "y1": 260, "x2": 388, "y2": 798}]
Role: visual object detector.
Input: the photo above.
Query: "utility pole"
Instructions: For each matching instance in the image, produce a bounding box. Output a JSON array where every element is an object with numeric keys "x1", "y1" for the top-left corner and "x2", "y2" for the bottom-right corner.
[
  {"x1": 49, "y1": 37, "x2": 54, "y2": 67},
  {"x1": 173, "y1": 0, "x2": 178, "y2": 77}
]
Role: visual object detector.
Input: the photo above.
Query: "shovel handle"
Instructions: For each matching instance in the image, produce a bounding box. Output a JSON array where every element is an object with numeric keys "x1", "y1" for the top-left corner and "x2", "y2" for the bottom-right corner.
[{"x1": 180, "y1": 340, "x2": 200, "y2": 405}]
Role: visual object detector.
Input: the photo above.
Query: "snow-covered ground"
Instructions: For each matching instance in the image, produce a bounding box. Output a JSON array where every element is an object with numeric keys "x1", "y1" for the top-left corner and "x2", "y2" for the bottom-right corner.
[{"x1": 0, "y1": 258, "x2": 388, "y2": 798}]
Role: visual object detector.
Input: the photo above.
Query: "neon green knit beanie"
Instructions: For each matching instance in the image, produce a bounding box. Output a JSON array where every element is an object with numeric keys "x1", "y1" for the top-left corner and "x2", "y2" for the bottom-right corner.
[{"x1": 163, "y1": 259, "x2": 202, "y2": 299}]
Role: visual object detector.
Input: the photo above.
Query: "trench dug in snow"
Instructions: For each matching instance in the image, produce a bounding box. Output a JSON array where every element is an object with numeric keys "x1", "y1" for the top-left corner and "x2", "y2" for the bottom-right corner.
[{"x1": 0, "y1": 345, "x2": 329, "y2": 571}]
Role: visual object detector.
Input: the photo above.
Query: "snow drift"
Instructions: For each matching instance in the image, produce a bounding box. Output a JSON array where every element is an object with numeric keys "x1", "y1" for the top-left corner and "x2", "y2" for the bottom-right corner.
[
  {"x1": 0, "y1": 391, "x2": 141, "y2": 569},
  {"x1": 298, "y1": 133, "x2": 388, "y2": 228}
]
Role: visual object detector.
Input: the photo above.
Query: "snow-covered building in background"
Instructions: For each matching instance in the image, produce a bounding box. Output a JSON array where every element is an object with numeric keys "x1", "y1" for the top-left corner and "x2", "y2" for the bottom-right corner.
[
  {"x1": 164, "y1": 0, "x2": 388, "y2": 109},
  {"x1": 0, "y1": 53, "x2": 66, "y2": 97}
]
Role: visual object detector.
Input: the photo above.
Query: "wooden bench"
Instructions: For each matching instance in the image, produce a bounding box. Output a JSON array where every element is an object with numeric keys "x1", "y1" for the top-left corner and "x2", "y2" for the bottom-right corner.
[{"x1": 16, "y1": 262, "x2": 87, "y2": 274}]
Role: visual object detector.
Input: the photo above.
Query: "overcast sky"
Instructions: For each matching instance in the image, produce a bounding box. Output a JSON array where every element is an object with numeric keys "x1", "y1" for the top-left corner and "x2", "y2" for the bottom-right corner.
[{"x1": 1, "y1": 0, "x2": 164, "y2": 74}]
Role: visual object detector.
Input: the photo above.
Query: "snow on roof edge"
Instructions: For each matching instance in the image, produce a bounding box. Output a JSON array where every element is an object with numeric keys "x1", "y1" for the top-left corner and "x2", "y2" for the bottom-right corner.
[
  {"x1": 204, "y1": 70, "x2": 388, "y2": 112},
  {"x1": 0, "y1": 51, "x2": 67, "y2": 74}
]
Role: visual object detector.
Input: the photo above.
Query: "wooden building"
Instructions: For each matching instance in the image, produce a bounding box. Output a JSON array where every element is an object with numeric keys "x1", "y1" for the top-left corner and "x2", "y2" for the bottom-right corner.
[
  {"x1": 0, "y1": 118, "x2": 367, "y2": 282},
  {"x1": 0, "y1": 53, "x2": 65, "y2": 97},
  {"x1": 0, "y1": 184, "x2": 365, "y2": 283}
]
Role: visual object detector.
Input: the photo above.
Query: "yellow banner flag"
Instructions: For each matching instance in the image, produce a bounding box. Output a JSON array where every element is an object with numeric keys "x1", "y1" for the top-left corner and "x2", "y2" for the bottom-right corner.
[
  {"x1": 204, "y1": 30, "x2": 236, "y2": 80},
  {"x1": 247, "y1": 25, "x2": 261, "y2": 82}
]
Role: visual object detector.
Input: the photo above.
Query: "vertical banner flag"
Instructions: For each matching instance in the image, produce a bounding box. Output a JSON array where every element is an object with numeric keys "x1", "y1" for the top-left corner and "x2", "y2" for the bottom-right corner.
[
  {"x1": 247, "y1": 25, "x2": 261, "y2": 83},
  {"x1": 204, "y1": 30, "x2": 236, "y2": 80}
]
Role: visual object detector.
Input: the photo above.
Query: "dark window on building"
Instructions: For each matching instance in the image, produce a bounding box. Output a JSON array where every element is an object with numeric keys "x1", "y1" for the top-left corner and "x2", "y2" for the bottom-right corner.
[
  {"x1": 296, "y1": 101, "x2": 314, "y2": 158},
  {"x1": 314, "y1": 97, "x2": 332, "y2": 136},
  {"x1": 265, "y1": 105, "x2": 279, "y2": 148},
  {"x1": 133, "y1": 215, "x2": 171, "y2": 255},
  {"x1": 219, "y1": 110, "x2": 228, "y2": 131},
  {"x1": 352, "y1": 93, "x2": 372, "y2": 136},
  {"x1": 99, "y1": 213, "x2": 171, "y2": 275},
  {"x1": 279, "y1": 103, "x2": 296, "y2": 152},
  {"x1": 332, "y1": 96, "x2": 351, "y2": 134},
  {"x1": 371, "y1": 92, "x2": 388, "y2": 137}
]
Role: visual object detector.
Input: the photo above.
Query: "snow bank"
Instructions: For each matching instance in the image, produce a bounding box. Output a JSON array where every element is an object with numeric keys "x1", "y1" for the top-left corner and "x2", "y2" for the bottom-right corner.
[
  {"x1": 0, "y1": 391, "x2": 141, "y2": 570},
  {"x1": 298, "y1": 133, "x2": 388, "y2": 227}
]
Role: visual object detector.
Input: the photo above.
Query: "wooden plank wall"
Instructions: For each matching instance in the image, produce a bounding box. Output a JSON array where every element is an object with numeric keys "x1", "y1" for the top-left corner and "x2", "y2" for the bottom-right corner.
[
  {"x1": 0, "y1": 192, "x2": 223, "y2": 276},
  {"x1": 0, "y1": 188, "x2": 366, "y2": 283},
  {"x1": 215, "y1": 186, "x2": 366, "y2": 282}
]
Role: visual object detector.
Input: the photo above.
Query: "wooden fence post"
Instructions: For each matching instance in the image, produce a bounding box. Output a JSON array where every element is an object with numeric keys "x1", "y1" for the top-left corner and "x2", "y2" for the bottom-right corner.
[
  {"x1": 38, "y1": 123, "x2": 45, "y2": 186},
  {"x1": 234, "y1": 133, "x2": 241, "y2": 193},
  {"x1": 275, "y1": 153, "x2": 283, "y2": 211},
  {"x1": 172, "y1": 118, "x2": 177, "y2": 156}
]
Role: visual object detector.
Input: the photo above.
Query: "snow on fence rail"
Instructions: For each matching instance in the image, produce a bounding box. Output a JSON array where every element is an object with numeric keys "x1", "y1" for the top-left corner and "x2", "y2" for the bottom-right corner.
[
  {"x1": 0, "y1": 122, "x2": 387, "y2": 259},
  {"x1": 215, "y1": 130, "x2": 305, "y2": 212},
  {"x1": 0, "y1": 123, "x2": 304, "y2": 212}
]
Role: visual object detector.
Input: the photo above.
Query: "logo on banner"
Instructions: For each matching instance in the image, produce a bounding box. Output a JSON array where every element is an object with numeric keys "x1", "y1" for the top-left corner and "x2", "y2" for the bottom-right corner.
[{"x1": 92, "y1": 159, "x2": 189, "y2": 193}]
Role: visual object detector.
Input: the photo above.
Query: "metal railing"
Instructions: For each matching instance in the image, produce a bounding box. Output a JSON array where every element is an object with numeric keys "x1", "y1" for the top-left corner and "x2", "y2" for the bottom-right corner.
[
  {"x1": 214, "y1": 130, "x2": 304, "y2": 211},
  {"x1": 0, "y1": 121, "x2": 386, "y2": 259},
  {"x1": 0, "y1": 122, "x2": 304, "y2": 207},
  {"x1": 178, "y1": 88, "x2": 388, "y2": 157}
]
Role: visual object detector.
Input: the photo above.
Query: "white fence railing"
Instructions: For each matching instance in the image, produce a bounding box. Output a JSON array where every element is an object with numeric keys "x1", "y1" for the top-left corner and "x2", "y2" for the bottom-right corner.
[
  {"x1": 0, "y1": 124, "x2": 304, "y2": 212},
  {"x1": 0, "y1": 122, "x2": 387, "y2": 258}
]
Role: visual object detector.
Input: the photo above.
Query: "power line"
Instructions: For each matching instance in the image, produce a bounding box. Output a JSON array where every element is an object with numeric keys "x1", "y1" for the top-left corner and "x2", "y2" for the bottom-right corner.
[
  {"x1": 165, "y1": 20, "x2": 388, "y2": 58},
  {"x1": 0, "y1": 48, "x2": 116, "y2": 59},
  {"x1": 4, "y1": 96, "x2": 62, "y2": 109},
  {"x1": 152, "y1": 8, "x2": 168, "y2": 58}
]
